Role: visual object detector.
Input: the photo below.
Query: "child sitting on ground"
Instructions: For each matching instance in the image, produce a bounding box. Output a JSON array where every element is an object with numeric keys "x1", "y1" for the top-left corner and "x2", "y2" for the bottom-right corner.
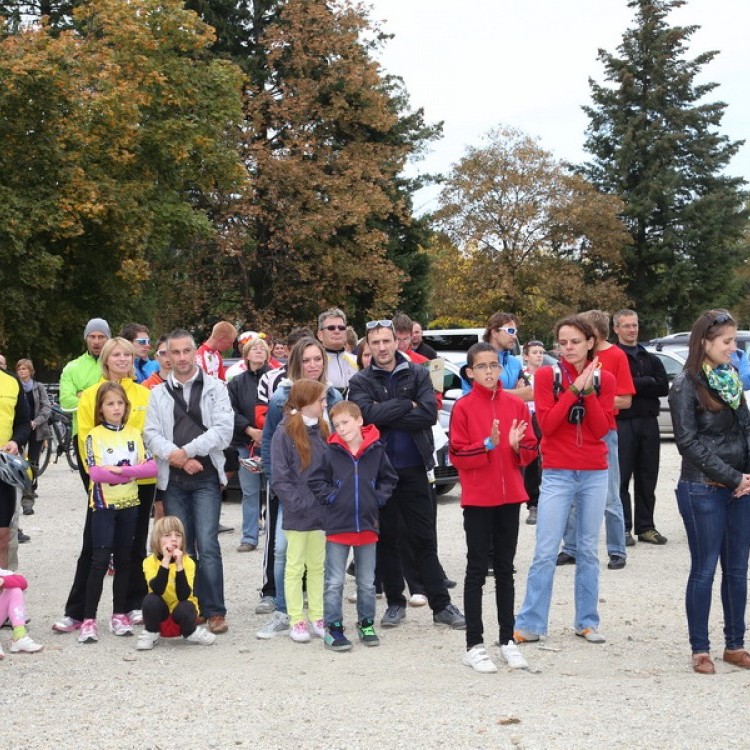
[
  {"x1": 137, "y1": 515, "x2": 216, "y2": 650},
  {"x1": 0, "y1": 567, "x2": 43, "y2": 658},
  {"x1": 311, "y1": 401, "x2": 398, "y2": 651},
  {"x1": 449, "y1": 342, "x2": 538, "y2": 673}
]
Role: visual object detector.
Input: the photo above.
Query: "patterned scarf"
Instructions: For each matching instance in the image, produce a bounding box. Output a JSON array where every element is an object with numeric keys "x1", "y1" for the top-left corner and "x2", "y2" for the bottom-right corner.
[{"x1": 703, "y1": 362, "x2": 743, "y2": 410}]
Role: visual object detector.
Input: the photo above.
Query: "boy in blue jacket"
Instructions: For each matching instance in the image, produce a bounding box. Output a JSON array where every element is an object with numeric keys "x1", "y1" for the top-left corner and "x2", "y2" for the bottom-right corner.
[{"x1": 310, "y1": 402, "x2": 398, "y2": 651}]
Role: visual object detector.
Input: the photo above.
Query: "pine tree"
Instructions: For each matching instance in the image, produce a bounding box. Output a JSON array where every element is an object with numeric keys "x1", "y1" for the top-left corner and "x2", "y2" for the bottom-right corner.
[{"x1": 582, "y1": 0, "x2": 748, "y2": 336}]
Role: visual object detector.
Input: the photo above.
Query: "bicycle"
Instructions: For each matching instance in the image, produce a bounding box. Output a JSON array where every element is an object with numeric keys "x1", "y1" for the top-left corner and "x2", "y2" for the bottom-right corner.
[{"x1": 36, "y1": 403, "x2": 79, "y2": 476}]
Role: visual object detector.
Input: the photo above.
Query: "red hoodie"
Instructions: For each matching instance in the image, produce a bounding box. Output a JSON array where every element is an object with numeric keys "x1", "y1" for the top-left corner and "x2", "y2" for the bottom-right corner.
[{"x1": 449, "y1": 383, "x2": 538, "y2": 507}]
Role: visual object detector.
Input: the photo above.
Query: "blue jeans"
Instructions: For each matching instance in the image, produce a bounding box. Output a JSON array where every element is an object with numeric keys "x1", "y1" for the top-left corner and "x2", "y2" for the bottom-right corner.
[
  {"x1": 238, "y1": 445, "x2": 262, "y2": 546},
  {"x1": 676, "y1": 480, "x2": 750, "y2": 653},
  {"x1": 273, "y1": 504, "x2": 287, "y2": 614},
  {"x1": 516, "y1": 469, "x2": 608, "y2": 635},
  {"x1": 164, "y1": 473, "x2": 225, "y2": 618},
  {"x1": 324, "y1": 541, "x2": 377, "y2": 625},
  {"x1": 562, "y1": 430, "x2": 626, "y2": 559}
]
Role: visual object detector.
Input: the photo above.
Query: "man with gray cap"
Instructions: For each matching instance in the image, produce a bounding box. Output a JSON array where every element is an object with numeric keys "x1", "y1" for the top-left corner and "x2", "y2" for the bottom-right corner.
[{"x1": 59, "y1": 317, "x2": 111, "y2": 489}]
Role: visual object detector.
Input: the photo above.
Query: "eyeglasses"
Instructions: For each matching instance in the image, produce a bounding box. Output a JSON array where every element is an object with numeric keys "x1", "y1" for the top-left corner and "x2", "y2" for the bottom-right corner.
[
  {"x1": 708, "y1": 312, "x2": 734, "y2": 329},
  {"x1": 471, "y1": 362, "x2": 501, "y2": 372},
  {"x1": 365, "y1": 320, "x2": 393, "y2": 330},
  {"x1": 134, "y1": 338, "x2": 150, "y2": 345},
  {"x1": 156, "y1": 350, "x2": 167, "y2": 357},
  {"x1": 321, "y1": 325, "x2": 347, "y2": 332},
  {"x1": 494, "y1": 327, "x2": 517, "y2": 336}
]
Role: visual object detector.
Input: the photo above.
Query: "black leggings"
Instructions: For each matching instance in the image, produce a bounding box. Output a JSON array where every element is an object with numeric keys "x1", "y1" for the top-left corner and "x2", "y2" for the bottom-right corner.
[{"x1": 142, "y1": 594, "x2": 197, "y2": 637}]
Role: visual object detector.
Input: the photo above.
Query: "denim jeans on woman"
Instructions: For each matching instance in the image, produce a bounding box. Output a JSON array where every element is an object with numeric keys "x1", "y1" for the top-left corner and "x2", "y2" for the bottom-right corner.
[
  {"x1": 237, "y1": 445, "x2": 262, "y2": 546},
  {"x1": 561, "y1": 429, "x2": 626, "y2": 559},
  {"x1": 515, "y1": 469, "x2": 608, "y2": 635},
  {"x1": 676, "y1": 480, "x2": 750, "y2": 653}
]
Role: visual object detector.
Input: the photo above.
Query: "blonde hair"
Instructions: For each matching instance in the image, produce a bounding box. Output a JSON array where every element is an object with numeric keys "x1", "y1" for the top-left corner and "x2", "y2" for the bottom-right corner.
[
  {"x1": 94, "y1": 381, "x2": 131, "y2": 426},
  {"x1": 284, "y1": 379, "x2": 329, "y2": 470},
  {"x1": 15, "y1": 358, "x2": 35, "y2": 377},
  {"x1": 242, "y1": 338, "x2": 270, "y2": 360},
  {"x1": 99, "y1": 337, "x2": 136, "y2": 380},
  {"x1": 150, "y1": 515, "x2": 186, "y2": 556}
]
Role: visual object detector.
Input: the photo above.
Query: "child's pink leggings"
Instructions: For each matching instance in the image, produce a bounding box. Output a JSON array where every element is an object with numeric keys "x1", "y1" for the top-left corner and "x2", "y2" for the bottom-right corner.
[{"x1": 0, "y1": 587, "x2": 25, "y2": 627}]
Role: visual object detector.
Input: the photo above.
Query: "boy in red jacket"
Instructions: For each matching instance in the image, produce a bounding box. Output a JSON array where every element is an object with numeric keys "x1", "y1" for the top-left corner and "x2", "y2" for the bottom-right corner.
[{"x1": 449, "y1": 343, "x2": 538, "y2": 673}]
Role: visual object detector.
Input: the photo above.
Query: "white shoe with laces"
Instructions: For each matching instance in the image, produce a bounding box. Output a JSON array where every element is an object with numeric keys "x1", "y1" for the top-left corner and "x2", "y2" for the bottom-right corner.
[
  {"x1": 309, "y1": 618, "x2": 326, "y2": 638},
  {"x1": 462, "y1": 644, "x2": 498, "y2": 674},
  {"x1": 128, "y1": 609, "x2": 144, "y2": 626},
  {"x1": 256, "y1": 611, "x2": 289, "y2": 640},
  {"x1": 500, "y1": 640, "x2": 530, "y2": 669},
  {"x1": 9, "y1": 635, "x2": 43, "y2": 653}
]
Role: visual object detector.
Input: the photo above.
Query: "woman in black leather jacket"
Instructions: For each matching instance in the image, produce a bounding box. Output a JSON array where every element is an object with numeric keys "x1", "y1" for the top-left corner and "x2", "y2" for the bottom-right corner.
[{"x1": 668, "y1": 309, "x2": 750, "y2": 674}]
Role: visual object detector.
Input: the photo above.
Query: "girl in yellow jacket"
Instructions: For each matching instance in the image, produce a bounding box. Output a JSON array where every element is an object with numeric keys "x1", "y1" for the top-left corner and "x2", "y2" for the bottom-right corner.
[{"x1": 137, "y1": 516, "x2": 216, "y2": 650}]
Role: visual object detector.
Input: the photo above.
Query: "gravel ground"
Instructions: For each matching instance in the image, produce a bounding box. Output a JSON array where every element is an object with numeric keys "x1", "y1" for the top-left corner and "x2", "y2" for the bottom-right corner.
[{"x1": 3, "y1": 441, "x2": 748, "y2": 750}]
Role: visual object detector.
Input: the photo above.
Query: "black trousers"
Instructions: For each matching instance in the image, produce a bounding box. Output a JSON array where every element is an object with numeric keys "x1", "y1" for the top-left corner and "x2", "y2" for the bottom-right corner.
[
  {"x1": 463, "y1": 503, "x2": 520, "y2": 649},
  {"x1": 617, "y1": 416, "x2": 661, "y2": 534},
  {"x1": 65, "y1": 483, "x2": 155, "y2": 620},
  {"x1": 142, "y1": 594, "x2": 197, "y2": 637},
  {"x1": 260, "y1": 492, "x2": 279, "y2": 599},
  {"x1": 378, "y1": 466, "x2": 449, "y2": 613}
]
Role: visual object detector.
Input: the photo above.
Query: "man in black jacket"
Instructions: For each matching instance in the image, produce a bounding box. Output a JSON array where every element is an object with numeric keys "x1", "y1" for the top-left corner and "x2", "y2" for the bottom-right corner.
[
  {"x1": 614, "y1": 309, "x2": 670, "y2": 546},
  {"x1": 348, "y1": 321, "x2": 465, "y2": 629}
]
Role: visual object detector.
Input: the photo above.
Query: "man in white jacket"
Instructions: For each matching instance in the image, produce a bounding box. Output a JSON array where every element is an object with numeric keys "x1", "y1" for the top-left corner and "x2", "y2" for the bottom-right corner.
[{"x1": 144, "y1": 329, "x2": 234, "y2": 634}]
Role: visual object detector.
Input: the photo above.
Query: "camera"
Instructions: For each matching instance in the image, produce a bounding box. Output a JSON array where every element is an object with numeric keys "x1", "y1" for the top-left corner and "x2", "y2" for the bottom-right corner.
[
  {"x1": 568, "y1": 402, "x2": 586, "y2": 425},
  {"x1": 240, "y1": 456, "x2": 264, "y2": 473}
]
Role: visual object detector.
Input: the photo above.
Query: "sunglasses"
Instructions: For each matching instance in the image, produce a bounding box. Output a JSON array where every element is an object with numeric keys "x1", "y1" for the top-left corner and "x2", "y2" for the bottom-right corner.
[
  {"x1": 495, "y1": 327, "x2": 517, "y2": 336},
  {"x1": 134, "y1": 337, "x2": 150, "y2": 345},
  {"x1": 366, "y1": 320, "x2": 393, "y2": 330},
  {"x1": 321, "y1": 325, "x2": 347, "y2": 332},
  {"x1": 708, "y1": 312, "x2": 734, "y2": 329}
]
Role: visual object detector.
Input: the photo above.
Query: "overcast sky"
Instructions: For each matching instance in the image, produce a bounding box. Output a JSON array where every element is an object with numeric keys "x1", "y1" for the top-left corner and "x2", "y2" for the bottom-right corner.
[{"x1": 368, "y1": 0, "x2": 750, "y2": 214}]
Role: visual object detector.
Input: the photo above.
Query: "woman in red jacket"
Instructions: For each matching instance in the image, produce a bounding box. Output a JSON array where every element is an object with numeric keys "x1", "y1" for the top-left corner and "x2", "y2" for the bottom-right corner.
[
  {"x1": 513, "y1": 315, "x2": 615, "y2": 647},
  {"x1": 450, "y1": 342, "x2": 538, "y2": 673}
]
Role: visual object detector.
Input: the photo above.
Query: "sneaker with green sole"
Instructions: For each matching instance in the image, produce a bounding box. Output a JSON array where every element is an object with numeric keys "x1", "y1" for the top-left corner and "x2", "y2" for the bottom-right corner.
[
  {"x1": 357, "y1": 618, "x2": 380, "y2": 647},
  {"x1": 324, "y1": 621, "x2": 353, "y2": 652}
]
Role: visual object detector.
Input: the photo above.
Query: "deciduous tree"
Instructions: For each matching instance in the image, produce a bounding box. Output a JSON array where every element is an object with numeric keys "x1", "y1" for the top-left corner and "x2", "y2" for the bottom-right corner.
[{"x1": 432, "y1": 126, "x2": 631, "y2": 339}]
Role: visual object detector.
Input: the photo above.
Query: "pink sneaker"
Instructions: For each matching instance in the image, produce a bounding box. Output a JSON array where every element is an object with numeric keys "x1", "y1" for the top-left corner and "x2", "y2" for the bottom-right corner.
[
  {"x1": 52, "y1": 616, "x2": 82, "y2": 633},
  {"x1": 78, "y1": 619, "x2": 98, "y2": 644},
  {"x1": 109, "y1": 613, "x2": 133, "y2": 637},
  {"x1": 289, "y1": 620, "x2": 311, "y2": 643},
  {"x1": 309, "y1": 618, "x2": 326, "y2": 638}
]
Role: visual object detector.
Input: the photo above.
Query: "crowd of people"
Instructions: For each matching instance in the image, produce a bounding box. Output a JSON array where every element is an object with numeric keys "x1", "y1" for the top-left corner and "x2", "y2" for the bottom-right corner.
[{"x1": 1, "y1": 306, "x2": 749, "y2": 675}]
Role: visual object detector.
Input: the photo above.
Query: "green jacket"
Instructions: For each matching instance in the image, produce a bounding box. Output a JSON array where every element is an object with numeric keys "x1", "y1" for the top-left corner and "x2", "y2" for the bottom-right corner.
[{"x1": 59, "y1": 352, "x2": 102, "y2": 435}]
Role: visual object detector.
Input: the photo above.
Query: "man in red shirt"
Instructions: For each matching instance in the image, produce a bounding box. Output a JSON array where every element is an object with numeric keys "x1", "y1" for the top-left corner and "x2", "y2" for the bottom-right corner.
[
  {"x1": 196, "y1": 321, "x2": 238, "y2": 382},
  {"x1": 558, "y1": 310, "x2": 635, "y2": 570}
]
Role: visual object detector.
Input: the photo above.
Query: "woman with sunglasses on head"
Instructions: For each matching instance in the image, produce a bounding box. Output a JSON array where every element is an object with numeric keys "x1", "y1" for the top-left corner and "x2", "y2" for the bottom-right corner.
[{"x1": 669, "y1": 309, "x2": 750, "y2": 674}]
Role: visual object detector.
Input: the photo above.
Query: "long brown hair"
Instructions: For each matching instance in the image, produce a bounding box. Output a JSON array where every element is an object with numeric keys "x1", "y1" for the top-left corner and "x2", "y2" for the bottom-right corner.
[
  {"x1": 684, "y1": 309, "x2": 737, "y2": 412},
  {"x1": 283, "y1": 379, "x2": 329, "y2": 470},
  {"x1": 287, "y1": 337, "x2": 328, "y2": 384}
]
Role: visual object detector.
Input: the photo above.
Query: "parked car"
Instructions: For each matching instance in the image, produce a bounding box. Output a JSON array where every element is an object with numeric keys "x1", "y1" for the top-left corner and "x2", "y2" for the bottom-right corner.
[{"x1": 651, "y1": 330, "x2": 750, "y2": 354}]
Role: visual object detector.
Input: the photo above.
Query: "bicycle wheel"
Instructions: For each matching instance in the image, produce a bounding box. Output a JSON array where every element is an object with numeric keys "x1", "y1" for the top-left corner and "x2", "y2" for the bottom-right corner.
[
  {"x1": 64, "y1": 440, "x2": 79, "y2": 472},
  {"x1": 36, "y1": 438, "x2": 52, "y2": 477}
]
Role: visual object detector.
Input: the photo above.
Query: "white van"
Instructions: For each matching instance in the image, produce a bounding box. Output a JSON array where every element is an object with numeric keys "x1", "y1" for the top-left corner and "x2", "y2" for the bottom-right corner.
[{"x1": 421, "y1": 328, "x2": 484, "y2": 364}]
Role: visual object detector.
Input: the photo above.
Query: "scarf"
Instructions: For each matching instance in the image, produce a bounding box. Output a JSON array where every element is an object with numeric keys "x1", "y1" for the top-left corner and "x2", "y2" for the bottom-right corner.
[
  {"x1": 21, "y1": 379, "x2": 34, "y2": 393},
  {"x1": 703, "y1": 362, "x2": 742, "y2": 410}
]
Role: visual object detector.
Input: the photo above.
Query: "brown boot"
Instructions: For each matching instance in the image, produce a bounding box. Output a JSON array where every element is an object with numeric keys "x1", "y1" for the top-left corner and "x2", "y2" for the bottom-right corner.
[
  {"x1": 692, "y1": 653, "x2": 715, "y2": 674},
  {"x1": 723, "y1": 649, "x2": 750, "y2": 669}
]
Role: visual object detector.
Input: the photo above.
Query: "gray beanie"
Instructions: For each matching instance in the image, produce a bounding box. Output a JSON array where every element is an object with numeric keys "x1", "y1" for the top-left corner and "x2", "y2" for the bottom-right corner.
[{"x1": 83, "y1": 317, "x2": 111, "y2": 340}]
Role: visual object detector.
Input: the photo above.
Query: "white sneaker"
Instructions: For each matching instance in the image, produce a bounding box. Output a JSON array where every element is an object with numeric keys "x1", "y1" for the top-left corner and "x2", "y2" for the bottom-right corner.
[
  {"x1": 10, "y1": 634, "x2": 43, "y2": 653},
  {"x1": 186, "y1": 626, "x2": 216, "y2": 646},
  {"x1": 136, "y1": 630, "x2": 160, "y2": 651},
  {"x1": 289, "y1": 620, "x2": 311, "y2": 643},
  {"x1": 309, "y1": 618, "x2": 326, "y2": 638},
  {"x1": 128, "y1": 609, "x2": 144, "y2": 626},
  {"x1": 462, "y1": 644, "x2": 498, "y2": 674},
  {"x1": 575, "y1": 627, "x2": 606, "y2": 643},
  {"x1": 408, "y1": 593, "x2": 428, "y2": 607},
  {"x1": 256, "y1": 611, "x2": 290, "y2": 640},
  {"x1": 501, "y1": 640, "x2": 530, "y2": 669},
  {"x1": 52, "y1": 615, "x2": 82, "y2": 633}
]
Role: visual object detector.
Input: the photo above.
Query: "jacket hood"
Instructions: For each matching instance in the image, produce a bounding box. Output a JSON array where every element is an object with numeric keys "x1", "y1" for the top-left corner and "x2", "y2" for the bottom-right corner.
[{"x1": 328, "y1": 422, "x2": 381, "y2": 458}]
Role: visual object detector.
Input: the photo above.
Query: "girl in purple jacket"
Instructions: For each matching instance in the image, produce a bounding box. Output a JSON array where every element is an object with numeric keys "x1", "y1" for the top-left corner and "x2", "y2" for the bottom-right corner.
[{"x1": 269, "y1": 379, "x2": 329, "y2": 643}]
